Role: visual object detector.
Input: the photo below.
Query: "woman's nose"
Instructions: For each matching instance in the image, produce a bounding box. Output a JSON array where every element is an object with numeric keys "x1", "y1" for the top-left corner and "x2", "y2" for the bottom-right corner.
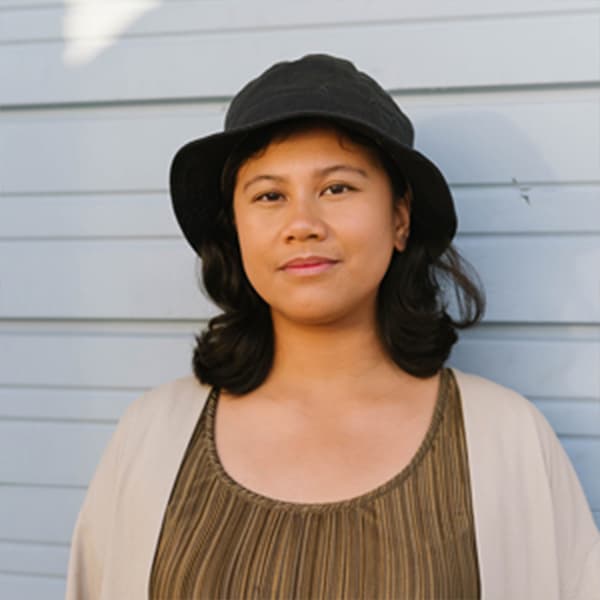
[{"x1": 281, "y1": 196, "x2": 327, "y2": 242}]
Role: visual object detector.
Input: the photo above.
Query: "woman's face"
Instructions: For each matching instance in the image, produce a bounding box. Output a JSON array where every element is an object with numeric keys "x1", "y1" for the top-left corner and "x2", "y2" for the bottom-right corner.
[{"x1": 232, "y1": 124, "x2": 410, "y2": 327}]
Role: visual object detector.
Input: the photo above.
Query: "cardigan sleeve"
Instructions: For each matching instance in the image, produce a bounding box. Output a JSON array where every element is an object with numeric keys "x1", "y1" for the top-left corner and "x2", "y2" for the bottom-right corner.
[
  {"x1": 527, "y1": 402, "x2": 600, "y2": 600},
  {"x1": 65, "y1": 399, "x2": 134, "y2": 600}
]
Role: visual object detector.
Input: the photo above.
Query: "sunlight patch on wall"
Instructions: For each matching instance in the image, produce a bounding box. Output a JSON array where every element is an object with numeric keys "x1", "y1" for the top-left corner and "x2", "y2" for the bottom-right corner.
[{"x1": 62, "y1": 1, "x2": 160, "y2": 66}]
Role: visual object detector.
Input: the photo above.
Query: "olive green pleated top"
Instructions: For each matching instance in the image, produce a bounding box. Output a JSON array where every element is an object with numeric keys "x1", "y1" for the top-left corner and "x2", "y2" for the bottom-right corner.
[{"x1": 150, "y1": 367, "x2": 481, "y2": 599}]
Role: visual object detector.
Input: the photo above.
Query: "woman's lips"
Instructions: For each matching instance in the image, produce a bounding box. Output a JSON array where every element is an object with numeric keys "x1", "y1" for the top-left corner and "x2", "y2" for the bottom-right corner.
[{"x1": 281, "y1": 258, "x2": 339, "y2": 275}]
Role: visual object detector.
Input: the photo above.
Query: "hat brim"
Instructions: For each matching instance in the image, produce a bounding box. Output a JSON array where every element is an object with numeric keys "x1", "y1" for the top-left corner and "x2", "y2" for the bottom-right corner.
[{"x1": 170, "y1": 111, "x2": 456, "y2": 258}]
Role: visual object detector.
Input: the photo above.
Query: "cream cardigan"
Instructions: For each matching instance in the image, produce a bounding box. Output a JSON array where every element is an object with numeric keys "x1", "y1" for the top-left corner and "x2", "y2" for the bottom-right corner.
[{"x1": 65, "y1": 368, "x2": 600, "y2": 599}]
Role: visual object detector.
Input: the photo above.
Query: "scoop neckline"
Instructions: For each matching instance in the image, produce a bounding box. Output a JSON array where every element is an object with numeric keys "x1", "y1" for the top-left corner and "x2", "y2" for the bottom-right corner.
[{"x1": 204, "y1": 367, "x2": 452, "y2": 513}]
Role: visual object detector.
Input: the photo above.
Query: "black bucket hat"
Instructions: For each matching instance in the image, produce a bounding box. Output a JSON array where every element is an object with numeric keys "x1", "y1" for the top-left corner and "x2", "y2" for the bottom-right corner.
[{"x1": 170, "y1": 53, "x2": 456, "y2": 258}]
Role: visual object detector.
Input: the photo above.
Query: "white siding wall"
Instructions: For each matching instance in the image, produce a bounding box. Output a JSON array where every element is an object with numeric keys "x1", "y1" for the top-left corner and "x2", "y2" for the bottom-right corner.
[{"x1": 1, "y1": 1, "x2": 599, "y2": 596}]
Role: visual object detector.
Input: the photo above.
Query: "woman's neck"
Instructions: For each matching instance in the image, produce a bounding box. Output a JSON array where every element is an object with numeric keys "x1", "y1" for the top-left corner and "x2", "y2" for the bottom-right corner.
[{"x1": 263, "y1": 313, "x2": 412, "y2": 408}]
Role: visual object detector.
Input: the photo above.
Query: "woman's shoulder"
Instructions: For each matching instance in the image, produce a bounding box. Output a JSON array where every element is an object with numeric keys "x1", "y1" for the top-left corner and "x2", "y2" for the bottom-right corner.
[
  {"x1": 116, "y1": 375, "x2": 211, "y2": 445},
  {"x1": 129, "y1": 374, "x2": 209, "y2": 412},
  {"x1": 449, "y1": 366, "x2": 562, "y2": 463},
  {"x1": 450, "y1": 366, "x2": 541, "y2": 419}
]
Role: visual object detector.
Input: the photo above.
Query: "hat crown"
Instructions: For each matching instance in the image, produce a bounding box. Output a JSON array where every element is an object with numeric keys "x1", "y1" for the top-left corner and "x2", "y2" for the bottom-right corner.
[{"x1": 224, "y1": 54, "x2": 415, "y2": 148}]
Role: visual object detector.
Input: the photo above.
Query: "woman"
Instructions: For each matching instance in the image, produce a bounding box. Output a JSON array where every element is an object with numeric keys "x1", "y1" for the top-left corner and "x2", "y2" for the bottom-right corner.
[{"x1": 66, "y1": 54, "x2": 600, "y2": 599}]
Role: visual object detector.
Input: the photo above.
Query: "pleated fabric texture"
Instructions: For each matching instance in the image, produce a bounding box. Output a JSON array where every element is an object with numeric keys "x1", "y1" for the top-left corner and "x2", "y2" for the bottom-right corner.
[{"x1": 149, "y1": 367, "x2": 481, "y2": 600}]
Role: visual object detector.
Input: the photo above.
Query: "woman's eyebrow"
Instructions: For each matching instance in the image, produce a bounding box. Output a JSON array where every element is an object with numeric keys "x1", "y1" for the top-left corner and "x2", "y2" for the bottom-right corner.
[
  {"x1": 318, "y1": 164, "x2": 369, "y2": 179},
  {"x1": 242, "y1": 164, "x2": 368, "y2": 192}
]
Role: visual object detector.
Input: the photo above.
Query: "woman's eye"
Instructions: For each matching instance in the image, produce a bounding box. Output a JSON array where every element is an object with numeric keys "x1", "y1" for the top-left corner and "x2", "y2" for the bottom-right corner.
[
  {"x1": 323, "y1": 183, "x2": 354, "y2": 195},
  {"x1": 255, "y1": 191, "x2": 282, "y2": 202}
]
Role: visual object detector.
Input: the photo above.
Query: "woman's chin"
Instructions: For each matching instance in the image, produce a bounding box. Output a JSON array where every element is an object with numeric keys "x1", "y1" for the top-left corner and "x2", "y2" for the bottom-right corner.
[{"x1": 270, "y1": 302, "x2": 370, "y2": 328}]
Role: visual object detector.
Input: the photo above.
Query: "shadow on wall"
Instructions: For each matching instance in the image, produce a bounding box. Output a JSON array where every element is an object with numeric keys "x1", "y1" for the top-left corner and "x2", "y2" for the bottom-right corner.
[
  {"x1": 416, "y1": 109, "x2": 580, "y2": 382},
  {"x1": 415, "y1": 108, "x2": 556, "y2": 186},
  {"x1": 418, "y1": 107, "x2": 600, "y2": 330}
]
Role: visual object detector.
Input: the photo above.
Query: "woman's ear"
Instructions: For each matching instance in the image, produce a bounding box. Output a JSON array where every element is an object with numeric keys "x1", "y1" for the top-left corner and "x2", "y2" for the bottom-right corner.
[{"x1": 393, "y1": 190, "x2": 411, "y2": 252}]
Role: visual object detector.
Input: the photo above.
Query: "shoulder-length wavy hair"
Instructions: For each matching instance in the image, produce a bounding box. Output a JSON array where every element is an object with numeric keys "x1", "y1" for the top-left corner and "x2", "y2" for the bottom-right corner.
[{"x1": 192, "y1": 117, "x2": 485, "y2": 394}]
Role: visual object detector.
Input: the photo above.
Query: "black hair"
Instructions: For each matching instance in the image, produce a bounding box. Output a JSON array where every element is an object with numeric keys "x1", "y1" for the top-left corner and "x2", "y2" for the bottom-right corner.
[{"x1": 192, "y1": 117, "x2": 485, "y2": 394}]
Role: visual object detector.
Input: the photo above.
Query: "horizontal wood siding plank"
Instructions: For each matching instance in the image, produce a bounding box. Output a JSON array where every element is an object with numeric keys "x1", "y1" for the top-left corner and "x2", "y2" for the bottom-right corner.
[
  {"x1": 1, "y1": 14, "x2": 598, "y2": 105},
  {"x1": 0, "y1": 542, "x2": 69, "y2": 578},
  {"x1": 560, "y1": 438, "x2": 600, "y2": 505},
  {"x1": 0, "y1": 239, "x2": 216, "y2": 320},
  {"x1": 0, "y1": 329, "x2": 194, "y2": 388},
  {"x1": 454, "y1": 185, "x2": 600, "y2": 234},
  {"x1": 0, "y1": 0, "x2": 62, "y2": 6},
  {"x1": 0, "y1": 235, "x2": 598, "y2": 321},
  {"x1": 1, "y1": 486, "x2": 84, "y2": 543},
  {"x1": 0, "y1": 421, "x2": 114, "y2": 486},
  {"x1": 450, "y1": 334, "x2": 600, "y2": 398},
  {"x1": 0, "y1": 573, "x2": 64, "y2": 600},
  {"x1": 0, "y1": 387, "x2": 138, "y2": 421},
  {"x1": 454, "y1": 234, "x2": 600, "y2": 322},
  {"x1": 4, "y1": 0, "x2": 600, "y2": 17},
  {"x1": 533, "y1": 398, "x2": 600, "y2": 437},
  {"x1": 0, "y1": 106, "x2": 216, "y2": 194},
  {"x1": 3, "y1": 96, "x2": 599, "y2": 195},
  {"x1": 4, "y1": 1, "x2": 600, "y2": 43},
  {"x1": 0, "y1": 193, "x2": 178, "y2": 238}
]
